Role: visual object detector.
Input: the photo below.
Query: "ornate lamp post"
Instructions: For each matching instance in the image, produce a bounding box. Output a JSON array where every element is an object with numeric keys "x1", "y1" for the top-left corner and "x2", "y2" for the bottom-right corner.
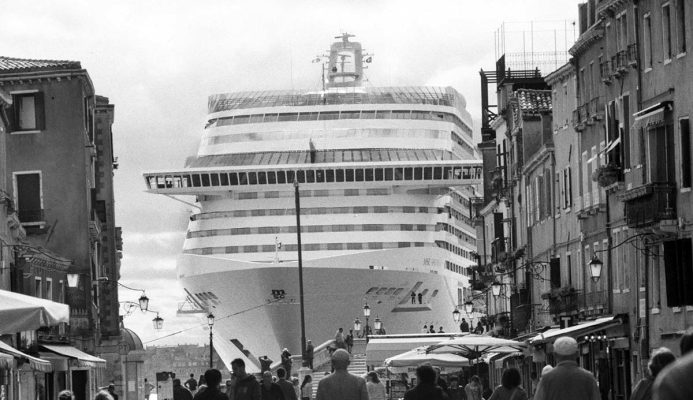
[
  {"x1": 152, "y1": 313, "x2": 164, "y2": 330},
  {"x1": 452, "y1": 308, "x2": 461, "y2": 323},
  {"x1": 374, "y1": 316, "x2": 382, "y2": 334},
  {"x1": 208, "y1": 313, "x2": 215, "y2": 368},
  {"x1": 353, "y1": 318, "x2": 362, "y2": 333},
  {"x1": 363, "y1": 303, "x2": 371, "y2": 342},
  {"x1": 464, "y1": 300, "x2": 474, "y2": 314},
  {"x1": 491, "y1": 281, "x2": 503, "y2": 298},
  {"x1": 589, "y1": 255, "x2": 603, "y2": 282}
]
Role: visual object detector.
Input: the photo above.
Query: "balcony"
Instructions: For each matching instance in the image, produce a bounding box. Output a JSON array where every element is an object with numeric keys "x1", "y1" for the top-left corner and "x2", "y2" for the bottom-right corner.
[
  {"x1": 491, "y1": 237, "x2": 508, "y2": 264},
  {"x1": 579, "y1": 290, "x2": 608, "y2": 310},
  {"x1": 611, "y1": 50, "x2": 628, "y2": 76},
  {"x1": 627, "y1": 43, "x2": 638, "y2": 67},
  {"x1": 621, "y1": 183, "x2": 676, "y2": 228},
  {"x1": 572, "y1": 108, "x2": 582, "y2": 130},
  {"x1": 600, "y1": 60, "x2": 612, "y2": 84},
  {"x1": 589, "y1": 97, "x2": 604, "y2": 121},
  {"x1": 549, "y1": 291, "x2": 579, "y2": 315}
]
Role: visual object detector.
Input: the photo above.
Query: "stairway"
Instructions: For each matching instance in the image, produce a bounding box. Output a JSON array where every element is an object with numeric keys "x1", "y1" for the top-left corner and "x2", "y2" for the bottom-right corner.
[{"x1": 309, "y1": 353, "x2": 368, "y2": 398}]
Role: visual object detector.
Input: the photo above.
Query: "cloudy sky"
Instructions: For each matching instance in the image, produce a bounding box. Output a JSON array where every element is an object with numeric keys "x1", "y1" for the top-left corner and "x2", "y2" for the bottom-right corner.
[{"x1": 3, "y1": 0, "x2": 579, "y2": 346}]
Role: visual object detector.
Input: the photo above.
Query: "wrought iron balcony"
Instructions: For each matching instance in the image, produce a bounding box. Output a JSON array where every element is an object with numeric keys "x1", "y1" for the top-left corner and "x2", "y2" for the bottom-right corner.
[
  {"x1": 579, "y1": 290, "x2": 608, "y2": 310},
  {"x1": 18, "y1": 209, "x2": 45, "y2": 224},
  {"x1": 589, "y1": 97, "x2": 604, "y2": 120},
  {"x1": 572, "y1": 109, "x2": 582, "y2": 130},
  {"x1": 612, "y1": 50, "x2": 628, "y2": 75},
  {"x1": 548, "y1": 290, "x2": 579, "y2": 315},
  {"x1": 600, "y1": 61, "x2": 612, "y2": 84},
  {"x1": 627, "y1": 44, "x2": 638, "y2": 67},
  {"x1": 621, "y1": 183, "x2": 676, "y2": 228}
]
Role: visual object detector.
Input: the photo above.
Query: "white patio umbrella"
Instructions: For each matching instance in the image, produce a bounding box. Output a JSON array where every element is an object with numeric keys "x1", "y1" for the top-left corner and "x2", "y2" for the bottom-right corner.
[
  {"x1": 385, "y1": 346, "x2": 471, "y2": 368},
  {"x1": 426, "y1": 334, "x2": 527, "y2": 360},
  {"x1": 0, "y1": 289, "x2": 69, "y2": 334}
]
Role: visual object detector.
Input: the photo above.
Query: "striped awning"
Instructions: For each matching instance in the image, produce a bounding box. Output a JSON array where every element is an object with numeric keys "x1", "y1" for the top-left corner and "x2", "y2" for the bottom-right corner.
[{"x1": 0, "y1": 340, "x2": 52, "y2": 372}]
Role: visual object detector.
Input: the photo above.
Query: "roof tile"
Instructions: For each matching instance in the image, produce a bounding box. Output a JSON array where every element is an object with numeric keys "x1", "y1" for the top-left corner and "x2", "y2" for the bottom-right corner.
[
  {"x1": 0, "y1": 56, "x2": 81, "y2": 73},
  {"x1": 515, "y1": 89, "x2": 552, "y2": 113}
]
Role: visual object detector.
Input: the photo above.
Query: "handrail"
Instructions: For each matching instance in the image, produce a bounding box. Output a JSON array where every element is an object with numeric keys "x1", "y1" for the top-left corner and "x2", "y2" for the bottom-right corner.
[{"x1": 268, "y1": 339, "x2": 336, "y2": 374}]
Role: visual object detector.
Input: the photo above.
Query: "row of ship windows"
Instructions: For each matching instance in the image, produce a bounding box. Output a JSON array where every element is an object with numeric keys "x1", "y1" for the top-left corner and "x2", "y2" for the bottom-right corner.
[
  {"x1": 205, "y1": 128, "x2": 449, "y2": 145},
  {"x1": 187, "y1": 223, "x2": 435, "y2": 238},
  {"x1": 184, "y1": 241, "x2": 431, "y2": 255},
  {"x1": 435, "y1": 240, "x2": 475, "y2": 261},
  {"x1": 445, "y1": 261, "x2": 470, "y2": 277},
  {"x1": 235, "y1": 187, "x2": 389, "y2": 200},
  {"x1": 207, "y1": 109, "x2": 472, "y2": 135},
  {"x1": 191, "y1": 206, "x2": 443, "y2": 221},
  {"x1": 187, "y1": 222, "x2": 476, "y2": 243},
  {"x1": 146, "y1": 165, "x2": 482, "y2": 190}
]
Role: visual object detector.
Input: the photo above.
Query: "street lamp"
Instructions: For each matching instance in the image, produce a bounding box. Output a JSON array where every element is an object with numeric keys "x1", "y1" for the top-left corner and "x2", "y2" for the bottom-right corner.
[
  {"x1": 67, "y1": 273, "x2": 80, "y2": 288},
  {"x1": 464, "y1": 300, "x2": 474, "y2": 314},
  {"x1": 152, "y1": 313, "x2": 164, "y2": 330},
  {"x1": 353, "y1": 318, "x2": 362, "y2": 332},
  {"x1": 208, "y1": 313, "x2": 215, "y2": 368},
  {"x1": 589, "y1": 254, "x2": 603, "y2": 282},
  {"x1": 374, "y1": 316, "x2": 382, "y2": 333},
  {"x1": 138, "y1": 293, "x2": 150, "y2": 312},
  {"x1": 363, "y1": 303, "x2": 371, "y2": 342},
  {"x1": 491, "y1": 281, "x2": 502, "y2": 298},
  {"x1": 452, "y1": 308, "x2": 461, "y2": 323}
]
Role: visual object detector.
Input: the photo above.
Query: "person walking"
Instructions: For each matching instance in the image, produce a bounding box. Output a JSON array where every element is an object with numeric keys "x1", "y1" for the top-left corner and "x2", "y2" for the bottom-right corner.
[
  {"x1": 345, "y1": 330, "x2": 354, "y2": 354},
  {"x1": 299, "y1": 375, "x2": 313, "y2": 400},
  {"x1": 403, "y1": 364, "x2": 447, "y2": 400},
  {"x1": 474, "y1": 321, "x2": 484, "y2": 334},
  {"x1": 260, "y1": 371, "x2": 285, "y2": 400},
  {"x1": 417, "y1": 293, "x2": 423, "y2": 304},
  {"x1": 259, "y1": 356, "x2": 273, "y2": 374},
  {"x1": 107, "y1": 384, "x2": 119, "y2": 400},
  {"x1": 366, "y1": 372, "x2": 387, "y2": 400},
  {"x1": 144, "y1": 379, "x2": 155, "y2": 400},
  {"x1": 193, "y1": 370, "x2": 230, "y2": 400},
  {"x1": 225, "y1": 378, "x2": 236, "y2": 400},
  {"x1": 315, "y1": 349, "x2": 368, "y2": 400},
  {"x1": 276, "y1": 368, "x2": 297, "y2": 400},
  {"x1": 281, "y1": 348, "x2": 293, "y2": 378},
  {"x1": 438, "y1": 327, "x2": 445, "y2": 333},
  {"x1": 335, "y1": 328, "x2": 346, "y2": 350},
  {"x1": 446, "y1": 378, "x2": 464, "y2": 400},
  {"x1": 231, "y1": 359, "x2": 261, "y2": 400},
  {"x1": 411, "y1": 292, "x2": 416, "y2": 304},
  {"x1": 464, "y1": 375, "x2": 483, "y2": 400},
  {"x1": 653, "y1": 328, "x2": 693, "y2": 400},
  {"x1": 186, "y1": 374, "x2": 199, "y2": 394},
  {"x1": 534, "y1": 336, "x2": 600, "y2": 400},
  {"x1": 487, "y1": 368, "x2": 527, "y2": 400},
  {"x1": 459, "y1": 319, "x2": 470, "y2": 333},
  {"x1": 630, "y1": 347, "x2": 676, "y2": 400},
  {"x1": 303, "y1": 341, "x2": 315, "y2": 370},
  {"x1": 429, "y1": 325, "x2": 436, "y2": 334},
  {"x1": 423, "y1": 325, "x2": 429, "y2": 334},
  {"x1": 173, "y1": 379, "x2": 193, "y2": 400},
  {"x1": 197, "y1": 375, "x2": 208, "y2": 395}
]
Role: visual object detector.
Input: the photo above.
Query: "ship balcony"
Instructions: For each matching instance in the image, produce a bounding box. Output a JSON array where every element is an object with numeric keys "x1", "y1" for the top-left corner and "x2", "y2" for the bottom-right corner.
[{"x1": 144, "y1": 161, "x2": 483, "y2": 195}]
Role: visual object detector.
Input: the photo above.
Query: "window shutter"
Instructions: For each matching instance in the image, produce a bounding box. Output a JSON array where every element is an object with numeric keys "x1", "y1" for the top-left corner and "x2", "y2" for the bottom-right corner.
[
  {"x1": 679, "y1": 239, "x2": 693, "y2": 306},
  {"x1": 35, "y1": 92, "x2": 45, "y2": 130},
  {"x1": 664, "y1": 240, "x2": 682, "y2": 307},
  {"x1": 550, "y1": 257, "x2": 561, "y2": 288}
]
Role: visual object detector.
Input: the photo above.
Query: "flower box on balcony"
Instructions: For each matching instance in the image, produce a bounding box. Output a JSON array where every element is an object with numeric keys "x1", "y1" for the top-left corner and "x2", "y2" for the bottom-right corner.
[{"x1": 592, "y1": 164, "x2": 622, "y2": 187}]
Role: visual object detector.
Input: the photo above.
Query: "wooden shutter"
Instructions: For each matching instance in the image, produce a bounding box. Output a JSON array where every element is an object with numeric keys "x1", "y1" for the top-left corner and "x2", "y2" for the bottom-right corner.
[{"x1": 34, "y1": 92, "x2": 45, "y2": 130}]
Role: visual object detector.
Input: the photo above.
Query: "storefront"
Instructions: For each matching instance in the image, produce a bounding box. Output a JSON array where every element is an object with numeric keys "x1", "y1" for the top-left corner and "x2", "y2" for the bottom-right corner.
[
  {"x1": 39, "y1": 345, "x2": 106, "y2": 400},
  {"x1": 0, "y1": 340, "x2": 54, "y2": 400}
]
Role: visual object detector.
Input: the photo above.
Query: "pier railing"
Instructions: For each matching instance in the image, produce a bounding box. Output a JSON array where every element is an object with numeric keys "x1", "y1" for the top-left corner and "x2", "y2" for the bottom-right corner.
[{"x1": 268, "y1": 339, "x2": 336, "y2": 375}]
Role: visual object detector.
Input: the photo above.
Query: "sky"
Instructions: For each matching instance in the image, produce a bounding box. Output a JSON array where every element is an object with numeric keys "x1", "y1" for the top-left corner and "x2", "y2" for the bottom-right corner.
[{"x1": 2, "y1": 0, "x2": 580, "y2": 346}]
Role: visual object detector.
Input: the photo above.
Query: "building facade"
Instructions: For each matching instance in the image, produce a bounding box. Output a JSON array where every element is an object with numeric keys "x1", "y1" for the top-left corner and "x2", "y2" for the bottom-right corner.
[{"x1": 142, "y1": 344, "x2": 229, "y2": 383}]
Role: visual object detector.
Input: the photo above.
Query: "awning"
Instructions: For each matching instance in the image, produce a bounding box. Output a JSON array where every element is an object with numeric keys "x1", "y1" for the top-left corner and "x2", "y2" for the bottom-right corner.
[
  {"x1": 0, "y1": 352, "x2": 13, "y2": 370},
  {"x1": 385, "y1": 346, "x2": 470, "y2": 368},
  {"x1": 0, "y1": 341, "x2": 53, "y2": 372},
  {"x1": 40, "y1": 345, "x2": 106, "y2": 369},
  {"x1": 0, "y1": 289, "x2": 70, "y2": 334},
  {"x1": 632, "y1": 101, "x2": 672, "y2": 129},
  {"x1": 529, "y1": 316, "x2": 623, "y2": 345}
]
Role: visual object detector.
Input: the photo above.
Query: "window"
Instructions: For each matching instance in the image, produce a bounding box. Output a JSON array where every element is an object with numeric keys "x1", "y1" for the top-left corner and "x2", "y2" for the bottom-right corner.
[
  {"x1": 663, "y1": 3, "x2": 673, "y2": 60},
  {"x1": 663, "y1": 238, "x2": 693, "y2": 307},
  {"x1": 35, "y1": 277, "x2": 42, "y2": 298},
  {"x1": 676, "y1": 0, "x2": 686, "y2": 54},
  {"x1": 644, "y1": 13, "x2": 653, "y2": 68},
  {"x1": 681, "y1": 118, "x2": 691, "y2": 188},
  {"x1": 45, "y1": 278, "x2": 53, "y2": 300},
  {"x1": 11, "y1": 92, "x2": 45, "y2": 132},
  {"x1": 645, "y1": 124, "x2": 675, "y2": 183},
  {"x1": 14, "y1": 172, "x2": 43, "y2": 223}
]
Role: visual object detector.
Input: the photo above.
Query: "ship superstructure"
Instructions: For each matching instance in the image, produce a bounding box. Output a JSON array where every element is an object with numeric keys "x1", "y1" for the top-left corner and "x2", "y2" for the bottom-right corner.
[{"x1": 144, "y1": 34, "x2": 482, "y2": 371}]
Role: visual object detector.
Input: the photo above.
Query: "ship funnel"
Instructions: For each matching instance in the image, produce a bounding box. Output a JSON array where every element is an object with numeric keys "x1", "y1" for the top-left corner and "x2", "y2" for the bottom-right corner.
[{"x1": 326, "y1": 33, "x2": 365, "y2": 88}]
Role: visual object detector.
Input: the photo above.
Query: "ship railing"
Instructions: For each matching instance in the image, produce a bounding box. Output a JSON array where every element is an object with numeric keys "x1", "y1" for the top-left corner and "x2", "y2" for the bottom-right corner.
[{"x1": 268, "y1": 339, "x2": 336, "y2": 375}]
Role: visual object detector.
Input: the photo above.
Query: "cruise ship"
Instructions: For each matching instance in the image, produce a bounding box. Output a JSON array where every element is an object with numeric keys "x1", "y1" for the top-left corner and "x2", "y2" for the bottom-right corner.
[{"x1": 144, "y1": 34, "x2": 482, "y2": 372}]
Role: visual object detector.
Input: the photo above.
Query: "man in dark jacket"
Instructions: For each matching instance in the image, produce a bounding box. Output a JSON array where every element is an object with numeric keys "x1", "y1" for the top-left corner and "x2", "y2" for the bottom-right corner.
[
  {"x1": 276, "y1": 368, "x2": 297, "y2": 400},
  {"x1": 260, "y1": 371, "x2": 285, "y2": 400},
  {"x1": 192, "y1": 370, "x2": 228, "y2": 400},
  {"x1": 173, "y1": 379, "x2": 193, "y2": 400},
  {"x1": 281, "y1": 349, "x2": 293, "y2": 378},
  {"x1": 303, "y1": 341, "x2": 314, "y2": 369},
  {"x1": 403, "y1": 364, "x2": 448, "y2": 400},
  {"x1": 231, "y1": 359, "x2": 261, "y2": 400}
]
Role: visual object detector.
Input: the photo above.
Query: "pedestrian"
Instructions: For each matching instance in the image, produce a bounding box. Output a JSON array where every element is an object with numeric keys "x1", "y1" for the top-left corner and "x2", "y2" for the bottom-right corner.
[
  {"x1": 366, "y1": 371, "x2": 387, "y2": 400},
  {"x1": 315, "y1": 349, "x2": 368, "y2": 400},
  {"x1": 145, "y1": 379, "x2": 155, "y2": 400},
  {"x1": 292, "y1": 378, "x2": 300, "y2": 400},
  {"x1": 487, "y1": 368, "x2": 527, "y2": 400},
  {"x1": 411, "y1": 292, "x2": 416, "y2": 304},
  {"x1": 94, "y1": 391, "x2": 114, "y2": 400},
  {"x1": 474, "y1": 321, "x2": 484, "y2": 334},
  {"x1": 434, "y1": 367, "x2": 448, "y2": 392},
  {"x1": 300, "y1": 375, "x2": 313, "y2": 400},
  {"x1": 653, "y1": 328, "x2": 693, "y2": 400},
  {"x1": 459, "y1": 319, "x2": 470, "y2": 333},
  {"x1": 534, "y1": 336, "x2": 600, "y2": 400},
  {"x1": 58, "y1": 390, "x2": 74, "y2": 400},
  {"x1": 231, "y1": 358, "x2": 261, "y2": 400},
  {"x1": 630, "y1": 347, "x2": 675, "y2": 400},
  {"x1": 423, "y1": 325, "x2": 429, "y2": 334},
  {"x1": 335, "y1": 328, "x2": 346, "y2": 349},
  {"x1": 304, "y1": 340, "x2": 315, "y2": 369},
  {"x1": 173, "y1": 378, "x2": 193, "y2": 400},
  {"x1": 464, "y1": 375, "x2": 483, "y2": 400},
  {"x1": 438, "y1": 326, "x2": 445, "y2": 333},
  {"x1": 225, "y1": 378, "x2": 236, "y2": 400},
  {"x1": 403, "y1": 364, "x2": 447, "y2": 400},
  {"x1": 260, "y1": 371, "x2": 285, "y2": 400},
  {"x1": 281, "y1": 348, "x2": 293, "y2": 378},
  {"x1": 186, "y1": 374, "x2": 199, "y2": 394},
  {"x1": 417, "y1": 293, "x2": 423, "y2": 304},
  {"x1": 276, "y1": 368, "x2": 297, "y2": 400},
  {"x1": 192, "y1": 370, "x2": 228, "y2": 400},
  {"x1": 541, "y1": 365, "x2": 553, "y2": 377},
  {"x1": 260, "y1": 356, "x2": 273, "y2": 373},
  {"x1": 429, "y1": 325, "x2": 436, "y2": 334},
  {"x1": 446, "y1": 378, "x2": 464, "y2": 400},
  {"x1": 345, "y1": 330, "x2": 354, "y2": 353},
  {"x1": 107, "y1": 384, "x2": 119, "y2": 400},
  {"x1": 198, "y1": 375, "x2": 208, "y2": 395}
]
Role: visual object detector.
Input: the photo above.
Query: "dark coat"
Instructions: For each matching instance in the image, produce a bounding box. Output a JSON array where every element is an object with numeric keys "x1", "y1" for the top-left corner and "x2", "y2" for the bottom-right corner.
[
  {"x1": 174, "y1": 386, "x2": 193, "y2": 400},
  {"x1": 404, "y1": 383, "x2": 449, "y2": 400},
  {"x1": 260, "y1": 382, "x2": 285, "y2": 400}
]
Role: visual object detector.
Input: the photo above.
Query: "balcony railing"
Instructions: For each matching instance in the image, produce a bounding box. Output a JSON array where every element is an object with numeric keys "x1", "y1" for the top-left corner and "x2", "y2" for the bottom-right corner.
[
  {"x1": 18, "y1": 209, "x2": 45, "y2": 224},
  {"x1": 579, "y1": 290, "x2": 608, "y2": 310},
  {"x1": 589, "y1": 97, "x2": 604, "y2": 120},
  {"x1": 622, "y1": 183, "x2": 676, "y2": 228},
  {"x1": 549, "y1": 291, "x2": 579, "y2": 315},
  {"x1": 491, "y1": 237, "x2": 507, "y2": 264},
  {"x1": 579, "y1": 104, "x2": 589, "y2": 123},
  {"x1": 612, "y1": 50, "x2": 628, "y2": 74},
  {"x1": 600, "y1": 61, "x2": 612, "y2": 83},
  {"x1": 572, "y1": 109, "x2": 582, "y2": 130},
  {"x1": 627, "y1": 43, "x2": 638, "y2": 67}
]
